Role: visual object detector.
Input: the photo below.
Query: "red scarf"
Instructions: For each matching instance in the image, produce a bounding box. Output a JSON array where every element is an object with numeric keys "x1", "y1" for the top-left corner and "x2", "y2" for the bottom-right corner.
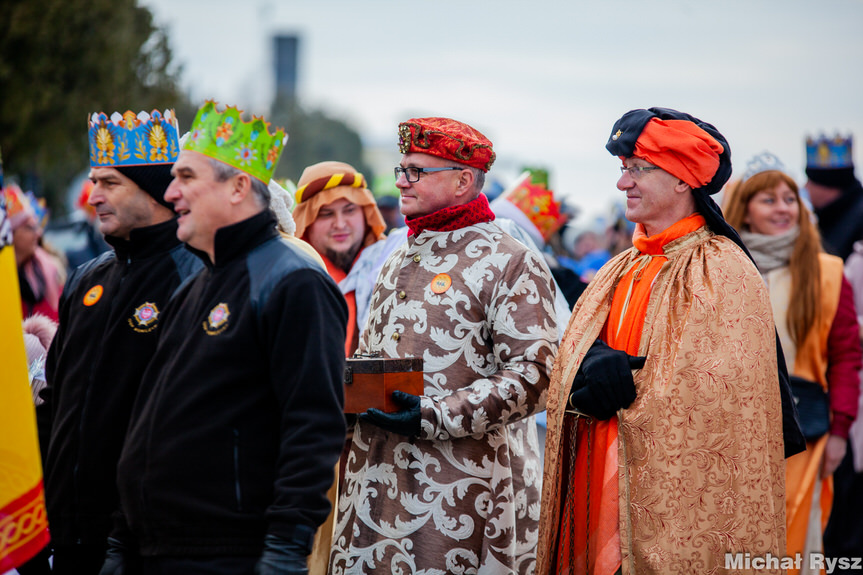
[{"x1": 405, "y1": 194, "x2": 495, "y2": 236}]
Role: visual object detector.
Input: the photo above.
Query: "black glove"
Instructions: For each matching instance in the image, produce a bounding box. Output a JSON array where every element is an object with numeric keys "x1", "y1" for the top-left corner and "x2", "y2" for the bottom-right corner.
[
  {"x1": 568, "y1": 338, "x2": 646, "y2": 420},
  {"x1": 98, "y1": 537, "x2": 130, "y2": 575},
  {"x1": 359, "y1": 390, "x2": 421, "y2": 436},
  {"x1": 255, "y1": 528, "x2": 315, "y2": 575}
]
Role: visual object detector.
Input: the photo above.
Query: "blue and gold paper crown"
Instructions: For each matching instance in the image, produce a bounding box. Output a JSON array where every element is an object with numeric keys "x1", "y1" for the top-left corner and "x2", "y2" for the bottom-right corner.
[
  {"x1": 89, "y1": 109, "x2": 179, "y2": 168},
  {"x1": 183, "y1": 101, "x2": 287, "y2": 184},
  {"x1": 806, "y1": 134, "x2": 854, "y2": 169}
]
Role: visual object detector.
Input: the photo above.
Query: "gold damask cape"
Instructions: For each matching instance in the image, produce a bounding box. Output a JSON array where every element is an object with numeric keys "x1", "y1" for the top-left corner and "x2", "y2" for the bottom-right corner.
[
  {"x1": 538, "y1": 226, "x2": 786, "y2": 575},
  {"x1": 330, "y1": 222, "x2": 559, "y2": 575}
]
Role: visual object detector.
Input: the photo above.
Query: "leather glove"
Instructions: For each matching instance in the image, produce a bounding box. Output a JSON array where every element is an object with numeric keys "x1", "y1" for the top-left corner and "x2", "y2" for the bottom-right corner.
[
  {"x1": 359, "y1": 390, "x2": 421, "y2": 436},
  {"x1": 255, "y1": 529, "x2": 314, "y2": 575},
  {"x1": 568, "y1": 338, "x2": 646, "y2": 420},
  {"x1": 98, "y1": 537, "x2": 130, "y2": 575}
]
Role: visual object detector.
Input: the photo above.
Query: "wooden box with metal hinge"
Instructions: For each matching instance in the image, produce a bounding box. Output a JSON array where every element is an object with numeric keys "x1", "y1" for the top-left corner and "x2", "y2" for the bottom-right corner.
[{"x1": 343, "y1": 353, "x2": 424, "y2": 413}]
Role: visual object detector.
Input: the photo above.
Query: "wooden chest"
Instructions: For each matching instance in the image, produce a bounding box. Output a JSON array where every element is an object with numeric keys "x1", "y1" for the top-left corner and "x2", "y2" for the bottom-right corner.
[{"x1": 343, "y1": 356, "x2": 424, "y2": 413}]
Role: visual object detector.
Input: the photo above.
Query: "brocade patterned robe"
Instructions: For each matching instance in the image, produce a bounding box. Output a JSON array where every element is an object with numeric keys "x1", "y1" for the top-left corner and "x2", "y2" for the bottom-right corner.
[
  {"x1": 329, "y1": 221, "x2": 559, "y2": 575},
  {"x1": 538, "y1": 225, "x2": 786, "y2": 575}
]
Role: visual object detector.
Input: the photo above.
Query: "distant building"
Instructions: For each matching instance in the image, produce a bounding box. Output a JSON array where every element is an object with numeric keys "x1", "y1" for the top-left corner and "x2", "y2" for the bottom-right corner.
[{"x1": 274, "y1": 35, "x2": 299, "y2": 100}]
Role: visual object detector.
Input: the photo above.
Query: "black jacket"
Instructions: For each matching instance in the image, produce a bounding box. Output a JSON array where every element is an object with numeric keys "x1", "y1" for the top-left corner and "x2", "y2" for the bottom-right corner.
[
  {"x1": 814, "y1": 180, "x2": 863, "y2": 260},
  {"x1": 41, "y1": 218, "x2": 203, "y2": 546},
  {"x1": 116, "y1": 210, "x2": 348, "y2": 557}
]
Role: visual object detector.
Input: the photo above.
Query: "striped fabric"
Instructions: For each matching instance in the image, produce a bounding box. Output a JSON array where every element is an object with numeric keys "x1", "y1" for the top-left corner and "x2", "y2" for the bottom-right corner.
[{"x1": 295, "y1": 172, "x2": 366, "y2": 204}]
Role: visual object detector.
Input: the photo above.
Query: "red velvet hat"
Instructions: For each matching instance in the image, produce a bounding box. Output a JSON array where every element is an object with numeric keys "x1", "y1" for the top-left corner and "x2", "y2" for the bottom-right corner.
[{"x1": 398, "y1": 117, "x2": 495, "y2": 172}]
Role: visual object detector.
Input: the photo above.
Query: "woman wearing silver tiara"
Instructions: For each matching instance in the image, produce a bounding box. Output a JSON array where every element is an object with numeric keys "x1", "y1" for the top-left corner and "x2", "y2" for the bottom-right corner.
[{"x1": 724, "y1": 152, "x2": 862, "y2": 573}]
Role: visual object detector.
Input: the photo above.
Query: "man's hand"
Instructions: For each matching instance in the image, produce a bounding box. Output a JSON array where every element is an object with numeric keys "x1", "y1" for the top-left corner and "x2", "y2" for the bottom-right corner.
[
  {"x1": 568, "y1": 338, "x2": 646, "y2": 420},
  {"x1": 359, "y1": 391, "x2": 421, "y2": 436},
  {"x1": 821, "y1": 434, "x2": 848, "y2": 478},
  {"x1": 255, "y1": 533, "x2": 312, "y2": 575}
]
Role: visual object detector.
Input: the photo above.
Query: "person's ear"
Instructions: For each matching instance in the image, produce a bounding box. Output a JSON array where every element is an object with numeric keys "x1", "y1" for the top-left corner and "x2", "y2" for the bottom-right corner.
[
  {"x1": 454, "y1": 168, "x2": 475, "y2": 199},
  {"x1": 230, "y1": 172, "x2": 253, "y2": 205},
  {"x1": 674, "y1": 179, "x2": 692, "y2": 195}
]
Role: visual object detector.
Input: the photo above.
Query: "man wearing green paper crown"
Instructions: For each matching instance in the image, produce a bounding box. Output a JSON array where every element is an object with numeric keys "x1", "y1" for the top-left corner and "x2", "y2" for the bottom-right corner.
[
  {"x1": 35, "y1": 109, "x2": 203, "y2": 575},
  {"x1": 106, "y1": 102, "x2": 348, "y2": 575}
]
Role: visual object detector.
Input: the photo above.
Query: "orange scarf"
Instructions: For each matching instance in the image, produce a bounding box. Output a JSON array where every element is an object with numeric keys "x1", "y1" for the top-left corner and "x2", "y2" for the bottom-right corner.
[
  {"x1": 320, "y1": 255, "x2": 357, "y2": 357},
  {"x1": 556, "y1": 214, "x2": 706, "y2": 574}
]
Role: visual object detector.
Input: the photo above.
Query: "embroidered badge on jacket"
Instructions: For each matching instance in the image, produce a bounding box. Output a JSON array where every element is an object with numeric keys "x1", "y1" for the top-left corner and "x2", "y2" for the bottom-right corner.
[
  {"x1": 83, "y1": 285, "x2": 103, "y2": 306},
  {"x1": 128, "y1": 302, "x2": 160, "y2": 333},
  {"x1": 203, "y1": 303, "x2": 231, "y2": 335}
]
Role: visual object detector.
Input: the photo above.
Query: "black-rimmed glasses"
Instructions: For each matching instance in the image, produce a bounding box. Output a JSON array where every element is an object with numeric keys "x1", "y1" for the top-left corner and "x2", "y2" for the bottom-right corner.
[{"x1": 395, "y1": 166, "x2": 463, "y2": 183}]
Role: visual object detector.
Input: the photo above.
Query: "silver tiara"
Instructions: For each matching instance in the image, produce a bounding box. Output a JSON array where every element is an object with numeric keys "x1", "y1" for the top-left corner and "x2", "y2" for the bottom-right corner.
[{"x1": 742, "y1": 151, "x2": 787, "y2": 181}]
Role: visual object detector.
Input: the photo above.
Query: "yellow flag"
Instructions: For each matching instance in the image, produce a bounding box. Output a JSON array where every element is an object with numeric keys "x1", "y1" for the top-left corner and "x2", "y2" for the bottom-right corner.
[{"x1": 0, "y1": 193, "x2": 50, "y2": 570}]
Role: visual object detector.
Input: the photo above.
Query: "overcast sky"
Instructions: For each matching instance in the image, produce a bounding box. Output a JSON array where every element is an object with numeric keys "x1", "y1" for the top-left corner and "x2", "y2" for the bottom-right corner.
[{"x1": 140, "y1": 0, "x2": 863, "y2": 224}]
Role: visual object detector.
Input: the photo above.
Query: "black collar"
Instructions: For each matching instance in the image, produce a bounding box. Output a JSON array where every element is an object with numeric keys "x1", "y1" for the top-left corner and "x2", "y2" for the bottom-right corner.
[
  {"x1": 105, "y1": 218, "x2": 181, "y2": 260},
  {"x1": 190, "y1": 210, "x2": 279, "y2": 268}
]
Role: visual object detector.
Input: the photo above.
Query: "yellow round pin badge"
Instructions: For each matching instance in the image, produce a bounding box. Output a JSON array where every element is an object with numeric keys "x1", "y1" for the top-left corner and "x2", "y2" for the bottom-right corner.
[
  {"x1": 83, "y1": 285, "x2": 104, "y2": 306},
  {"x1": 430, "y1": 273, "x2": 452, "y2": 294}
]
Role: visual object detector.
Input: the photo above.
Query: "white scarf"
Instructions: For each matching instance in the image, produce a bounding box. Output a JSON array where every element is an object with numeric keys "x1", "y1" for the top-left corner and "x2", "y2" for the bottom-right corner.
[{"x1": 739, "y1": 226, "x2": 799, "y2": 274}]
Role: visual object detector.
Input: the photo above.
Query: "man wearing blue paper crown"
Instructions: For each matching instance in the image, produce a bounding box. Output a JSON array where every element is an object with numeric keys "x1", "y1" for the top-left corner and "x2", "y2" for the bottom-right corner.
[
  {"x1": 35, "y1": 109, "x2": 203, "y2": 575},
  {"x1": 804, "y1": 134, "x2": 863, "y2": 261},
  {"x1": 105, "y1": 101, "x2": 348, "y2": 575}
]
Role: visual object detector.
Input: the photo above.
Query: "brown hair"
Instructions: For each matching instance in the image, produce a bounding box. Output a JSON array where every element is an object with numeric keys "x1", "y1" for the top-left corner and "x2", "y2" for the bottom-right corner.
[{"x1": 724, "y1": 170, "x2": 822, "y2": 345}]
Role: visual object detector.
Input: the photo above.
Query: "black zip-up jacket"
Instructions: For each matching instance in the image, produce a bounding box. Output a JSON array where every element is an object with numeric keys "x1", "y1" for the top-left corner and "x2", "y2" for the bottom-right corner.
[
  {"x1": 116, "y1": 210, "x2": 348, "y2": 556},
  {"x1": 40, "y1": 218, "x2": 203, "y2": 546}
]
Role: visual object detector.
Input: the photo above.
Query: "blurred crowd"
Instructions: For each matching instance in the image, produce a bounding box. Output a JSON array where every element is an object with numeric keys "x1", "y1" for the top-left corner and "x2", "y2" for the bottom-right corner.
[{"x1": 3, "y1": 104, "x2": 863, "y2": 575}]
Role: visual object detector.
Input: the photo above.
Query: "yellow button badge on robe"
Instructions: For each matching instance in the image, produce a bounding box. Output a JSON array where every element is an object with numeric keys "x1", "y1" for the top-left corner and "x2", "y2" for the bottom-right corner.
[{"x1": 430, "y1": 273, "x2": 452, "y2": 294}]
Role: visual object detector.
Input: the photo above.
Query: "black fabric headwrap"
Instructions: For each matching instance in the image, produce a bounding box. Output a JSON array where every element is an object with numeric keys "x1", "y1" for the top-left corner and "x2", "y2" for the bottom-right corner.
[
  {"x1": 805, "y1": 166, "x2": 858, "y2": 190},
  {"x1": 607, "y1": 107, "x2": 806, "y2": 458},
  {"x1": 116, "y1": 164, "x2": 175, "y2": 209}
]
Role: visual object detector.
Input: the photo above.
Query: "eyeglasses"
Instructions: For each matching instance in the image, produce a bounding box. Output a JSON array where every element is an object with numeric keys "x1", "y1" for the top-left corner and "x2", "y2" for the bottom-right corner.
[
  {"x1": 620, "y1": 165, "x2": 661, "y2": 179},
  {"x1": 394, "y1": 166, "x2": 463, "y2": 183}
]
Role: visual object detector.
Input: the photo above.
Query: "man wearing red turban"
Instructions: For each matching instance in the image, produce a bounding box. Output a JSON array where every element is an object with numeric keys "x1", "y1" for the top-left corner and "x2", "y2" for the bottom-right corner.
[
  {"x1": 329, "y1": 117, "x2": 559, "y2": 574},
  {"x1": 537, "y1": 108, "x2": 800, "y2": 574}
]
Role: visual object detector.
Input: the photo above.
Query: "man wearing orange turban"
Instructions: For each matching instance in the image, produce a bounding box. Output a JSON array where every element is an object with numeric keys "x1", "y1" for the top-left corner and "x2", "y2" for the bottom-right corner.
[{"x1": 537, "y1": 108, "x2": 801, "y2": 574}]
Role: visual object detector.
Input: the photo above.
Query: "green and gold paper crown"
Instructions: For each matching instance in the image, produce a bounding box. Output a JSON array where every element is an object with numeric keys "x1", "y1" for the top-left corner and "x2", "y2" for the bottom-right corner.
[{"x1": 183, "y1": 101, "x2": 288, "y2": 183}]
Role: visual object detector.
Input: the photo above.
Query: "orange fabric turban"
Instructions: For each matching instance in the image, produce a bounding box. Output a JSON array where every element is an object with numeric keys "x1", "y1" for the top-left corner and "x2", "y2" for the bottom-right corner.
[{"x1": 632, "y1": 118, "x2": 725, "y2": 189}]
